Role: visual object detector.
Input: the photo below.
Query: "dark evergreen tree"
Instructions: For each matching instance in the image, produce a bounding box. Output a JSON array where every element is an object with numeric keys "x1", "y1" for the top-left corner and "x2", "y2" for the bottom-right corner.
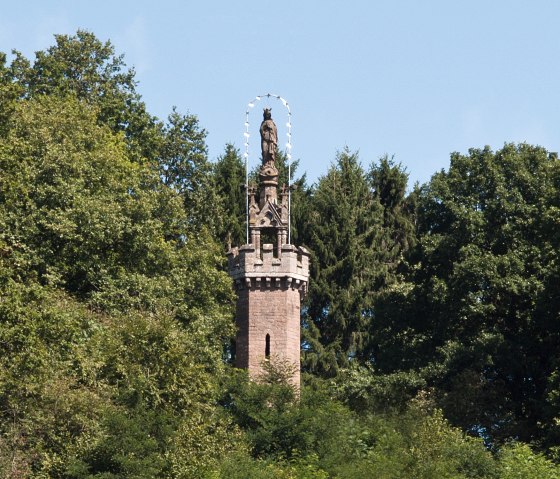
[
  {"x1": 368, "y1": 154, "x2": 417, "y2": 260},
  {"x1": 301, "y1": 150, "x2": 417, "y2": 375},
  {"x1": 214, "y1": 144, "x2": 247, "y2": 247},
  {"x1": 302, "y1": 149, "x2": 385, "y2": 375}
]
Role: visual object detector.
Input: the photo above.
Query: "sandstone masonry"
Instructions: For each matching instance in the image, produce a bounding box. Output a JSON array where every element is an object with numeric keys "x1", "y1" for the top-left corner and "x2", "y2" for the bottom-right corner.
[
  {"x1": 226, "y1": 109, "x2": 309, "y2": 388},
  {"x1": 227, "y1": 243, "x2": 309, "y2": 388}
]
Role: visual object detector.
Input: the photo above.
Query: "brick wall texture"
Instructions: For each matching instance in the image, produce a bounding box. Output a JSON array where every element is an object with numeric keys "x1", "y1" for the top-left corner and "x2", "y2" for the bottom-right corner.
[{"x1": 235, "y1": 284, "x2": 302, "y2": 389}]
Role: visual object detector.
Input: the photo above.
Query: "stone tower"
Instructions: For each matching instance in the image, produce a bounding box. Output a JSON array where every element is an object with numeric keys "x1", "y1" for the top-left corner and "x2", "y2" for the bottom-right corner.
[{"x1": 227, "y1": 108, "x2": 309, "y2": 388}]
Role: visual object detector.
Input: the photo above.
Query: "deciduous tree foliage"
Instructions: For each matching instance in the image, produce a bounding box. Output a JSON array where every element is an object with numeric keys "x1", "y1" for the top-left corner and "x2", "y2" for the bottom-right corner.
[
  {"x1": 1, "y1": 30, "x2": 559, "y2": 477},
  {"x1": 6, "y1": 30, "x2": 216, "y2": 231},
  {"x1": 373, "y1": 144, "x2": 560, "y2": 447},
  {"x1": 157, "y1": 108, "x2": 223, "y2": 233},
  {"x1": 0, "y1": 37, "x2": 236, "y2": 475},
  {"x1": 217, "y1": 370, "x2": 506, "y2": 479},
  {"x1": 10, "y1": 30, "x2": 159, "y2": 162}
]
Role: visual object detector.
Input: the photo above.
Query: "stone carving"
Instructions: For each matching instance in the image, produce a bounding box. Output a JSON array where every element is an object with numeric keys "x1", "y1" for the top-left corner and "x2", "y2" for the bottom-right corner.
[{"x1": 260, "y1": 108, "x2": 278, "y2": 166}]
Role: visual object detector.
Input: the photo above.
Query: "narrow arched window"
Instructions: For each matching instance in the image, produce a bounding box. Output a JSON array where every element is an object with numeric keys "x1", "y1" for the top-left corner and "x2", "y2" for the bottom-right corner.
[{"x1": 265, "y1": 334, "x2": 270, "y2": 359}]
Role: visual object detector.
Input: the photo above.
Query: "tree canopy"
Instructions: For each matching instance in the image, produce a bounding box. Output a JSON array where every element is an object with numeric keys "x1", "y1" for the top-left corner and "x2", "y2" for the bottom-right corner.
[
  {"x1": 1, "y1": 31, "x2": 559, "y2": 478},
  {"x1": 372, "y1": 144, "x2": 560, "y2": 447}
]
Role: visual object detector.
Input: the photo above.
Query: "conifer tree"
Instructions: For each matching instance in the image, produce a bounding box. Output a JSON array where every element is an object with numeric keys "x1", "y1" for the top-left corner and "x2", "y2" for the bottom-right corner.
[
  {"x1": 302, "y1": 149, "x2": 384, "y2": 374},
  {"x1": 214, "y1": 144, "x2": 247, "y2": 247}
]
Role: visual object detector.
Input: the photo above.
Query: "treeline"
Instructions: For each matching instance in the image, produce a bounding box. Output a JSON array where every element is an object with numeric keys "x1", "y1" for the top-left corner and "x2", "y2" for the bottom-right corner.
[{"x1": 0, "y1": 31, "x2": 559, "y2": 478}]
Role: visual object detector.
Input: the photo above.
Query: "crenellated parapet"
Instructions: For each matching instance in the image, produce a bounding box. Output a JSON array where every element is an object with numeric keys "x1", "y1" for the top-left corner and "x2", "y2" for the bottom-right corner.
[{"x1": 227, "y1": 243, "x2": 309, "y2": 294}]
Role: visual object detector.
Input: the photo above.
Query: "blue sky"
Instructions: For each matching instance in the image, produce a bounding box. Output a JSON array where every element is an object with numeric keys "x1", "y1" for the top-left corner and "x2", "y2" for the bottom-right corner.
[{"x1": 3, "y1": 1, "x2": 560, "y2": 187}]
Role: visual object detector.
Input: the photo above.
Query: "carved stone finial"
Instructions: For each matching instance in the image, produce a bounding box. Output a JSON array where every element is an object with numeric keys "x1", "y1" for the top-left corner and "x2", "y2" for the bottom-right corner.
[{"x1": 260, "y1": 108, "x2": 278, "y2": 167}]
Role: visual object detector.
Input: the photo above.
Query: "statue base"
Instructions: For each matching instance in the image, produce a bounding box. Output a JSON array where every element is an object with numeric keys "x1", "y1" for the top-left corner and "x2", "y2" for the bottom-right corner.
[{"x1": 259, "y1": 164, "x2": 279, "y2": 208}]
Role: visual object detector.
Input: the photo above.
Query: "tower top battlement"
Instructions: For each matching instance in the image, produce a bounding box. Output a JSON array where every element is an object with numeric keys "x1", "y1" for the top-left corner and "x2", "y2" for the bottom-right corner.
[{"x1": 227, "y1": 243, "x2": 309, "y2": 291}]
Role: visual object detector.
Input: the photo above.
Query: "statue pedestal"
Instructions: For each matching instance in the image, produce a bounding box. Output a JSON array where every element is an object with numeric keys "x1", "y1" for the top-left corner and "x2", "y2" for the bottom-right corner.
[{"x1": 259, "y1": 164, "x2": 279, "y2": 208}]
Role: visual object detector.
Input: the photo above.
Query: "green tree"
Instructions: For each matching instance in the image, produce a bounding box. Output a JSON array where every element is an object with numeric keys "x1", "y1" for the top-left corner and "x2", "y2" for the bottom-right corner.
[
  {"x1": 374, "y1": 144, "x2": 560, "y2": 447},
  {"x1": 9, "y1": 30, "x2": 159, "y2": 162},
  {"x1": 4, "y1": 31, "x2": 226, "y2": 236},
  {"x1": 0, "y1": 93, "x2": 237, "y2": 477},
  {"x1": 214, "y1": 144, "x2": 247, "y2": 247},
  {"x1": 219, "y1": 371, "x2": 497, "y2": 479},
  {"x1": 0, "y1": 52, "x2": 24, "y2": 136},
  {"x1": 157, "y1": 107, "x2": 223, "y2": 232},
  {"x1": 286, "y1": 156, "x2": 312, "y2": 248},
  {"x1": 497, "y1": 443, "x2": 560, "y2": 479},
  {"x1": 368, "y1": 154, "x2": 417, "y2": 259},
  {"x1": 1, "y1": 94, "x2": 169, "y2": 296},
  {"x1": 302, "y1": 150, "x2": 385, "y2": 375}
]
